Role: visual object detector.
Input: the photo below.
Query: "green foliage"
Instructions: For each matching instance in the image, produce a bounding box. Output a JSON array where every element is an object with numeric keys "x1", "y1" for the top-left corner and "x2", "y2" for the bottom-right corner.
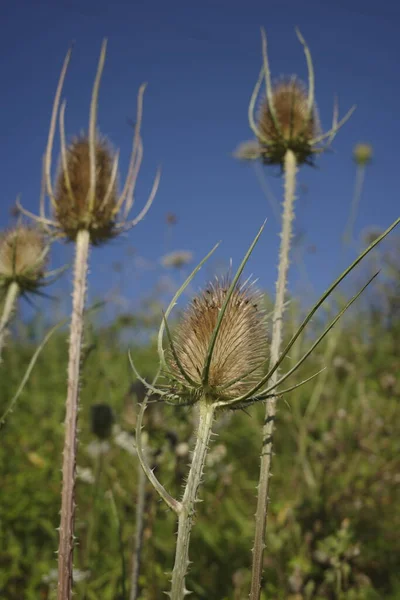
[{"x1": 0, "y1": 269, "x2": 399, "y2": 598}]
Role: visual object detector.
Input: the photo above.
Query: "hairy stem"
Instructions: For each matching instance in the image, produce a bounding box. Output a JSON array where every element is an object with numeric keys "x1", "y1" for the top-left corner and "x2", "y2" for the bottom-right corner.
[
  {"x1": 57, "y1": 228, "x2": 90, "y2": 600},
  {"x1": 0, "y1": 281, "x2": 19, "y2": 360},
  {"x1": 168, "y1": 400, "x2": 215, "y2": 600},
  {"x1": 250, "y1": 149, "x2": 297, "y2": 599}
]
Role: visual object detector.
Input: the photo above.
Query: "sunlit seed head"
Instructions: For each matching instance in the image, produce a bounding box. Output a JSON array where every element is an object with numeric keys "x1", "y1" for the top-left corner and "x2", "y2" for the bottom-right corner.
[
  {"x1": 54, "y1": 135, "x2": 118, "y2": 245},
  {"x1": 353, "y1": 143, "x2": 373, "y2": 166},
  {"x1": 167, "y1": 278, "x2": 268, "y2": 400},
  {"x1": 0, "y1": 225, "x2": 47, "y2": 290},
  {"x1": 258, "y1": 79, "x2": 318, "y2": 165}
]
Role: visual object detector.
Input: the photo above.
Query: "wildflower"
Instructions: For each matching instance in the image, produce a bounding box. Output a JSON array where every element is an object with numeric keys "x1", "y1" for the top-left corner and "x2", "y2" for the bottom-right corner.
[
  {"x1": 54, "y1": 135, "x2": 119, "y2": 244},
  {"x1": 256, "y1": 78, "x2": 319, "y2": 166},
  {"x1": 17, "y1": 39, "x2": 160, "y2": 245},
  {"x1": 166, "y1": 277, "x2": 268, "y2": 404},
  {"x1": 0, "y1": 225, "x2": 49, "y2": 293},
  {"x1": 235, "y1": 28, "x2": 355, "y2": 168}
]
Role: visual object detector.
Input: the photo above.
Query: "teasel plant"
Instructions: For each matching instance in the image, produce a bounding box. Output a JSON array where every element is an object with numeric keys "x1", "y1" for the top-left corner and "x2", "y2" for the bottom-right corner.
[
  {"x1": 0, "y1": 223, "x2": 54, "y2": 360},
  {"x1": 343, "y1": 142, "x2": 373, "y2": 248},
  {"x1": 129, "y1": 208, "x2": 399, "y2": 598},
  {"x1": 17, "y1": 39, "x2": 160, "y2": 600},
  {"x1": 234, "y1": 27, "x2": 364, "y2": 598}
]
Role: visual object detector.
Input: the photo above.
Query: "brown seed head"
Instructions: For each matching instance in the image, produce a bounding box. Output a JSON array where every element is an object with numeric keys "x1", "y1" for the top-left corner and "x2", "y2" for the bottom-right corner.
[
  {"x1": 167, "y1": 278, "x2": 268, "y2": 401},
  {"x1": 0, "y1": 226, "x2": 47, "y2": 290},
  {"x1": 258, "y1": 79, "x2": 318, "y2": 165},
  {"x1": 54, "y1": 135, "x2": 118, "y2": 244}
]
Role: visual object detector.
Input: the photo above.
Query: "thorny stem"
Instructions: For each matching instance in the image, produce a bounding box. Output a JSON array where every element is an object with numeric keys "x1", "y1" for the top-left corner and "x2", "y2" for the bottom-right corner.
[
  {"x1": 168, "y1": 400, "x2": 215, "y2": 600},
  {"x1": 0, "y1": 281, "x2": 19, "y2": 361},
  {"x1": 250, "y1": 149, "x2": 297, "y2": 599},
  {"x1": 57, "y1": 228, "x2": 90, "y2": 600},
  {"x1": 130, "y1": 445, "x2": 148, "y2": 600}
]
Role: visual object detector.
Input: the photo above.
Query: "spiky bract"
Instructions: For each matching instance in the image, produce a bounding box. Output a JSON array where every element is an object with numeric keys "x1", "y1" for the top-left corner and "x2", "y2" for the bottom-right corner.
[
  {"x1": 0, "y1": 226, "x2": 48, "y2": 292},
  {"x1": 235, "y1": 28, "x2": 355, "y2": 170},
  {"x1": 258, "y1": 79, "x2": 318, "y2": 166},
  {"x1": 167, "y1": 278, "x2": 267, "y2": 403},
  {"x1": 54, "y1": 135, "x2": 118, "y2": 245}
]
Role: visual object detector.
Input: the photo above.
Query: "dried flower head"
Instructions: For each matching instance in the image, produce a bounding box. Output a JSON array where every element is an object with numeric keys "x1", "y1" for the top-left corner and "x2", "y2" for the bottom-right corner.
[
  {"x1": 54, "y1": 135, "x2": 118, "y2": 244},
  {"x1": 353, "y1": 143, "x2": 373, "y2": 166},
  {"x1": 166, "y1": 278, "x2": 268, "y2": 403},
  {"x1": 235, "y1": 28, "x2": 355, "y2": 168},
  {"x1": 17, "y1": 39, "x2": 160, "y2": 245},
  {"x1": 0, "y1": 225, "x2": 48, "y2": 292},
  {"x1": 257, "y1": 78, "x2": 319, "y2": 165}
]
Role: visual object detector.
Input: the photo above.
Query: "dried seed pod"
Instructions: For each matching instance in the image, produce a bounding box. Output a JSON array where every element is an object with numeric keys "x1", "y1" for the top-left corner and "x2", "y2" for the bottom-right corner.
[
  {"x1": 167, "y1": 278, "x2": 268, "y2": 401},
  {"x1": 235, "y1": 28, "x2": 355, "y2": 169},
  {"x1": 54, "y1": 135, "x2": 118, "y2": 245},
  {"x1": 0, "y1": 225, "x2": 48, "y2": 292},
  {"x1": 257, "y1": 79, "x2": 318, "y2": 165},
  {"x1": 16, "y1": 41, "x2": 160, "y2": 250}
]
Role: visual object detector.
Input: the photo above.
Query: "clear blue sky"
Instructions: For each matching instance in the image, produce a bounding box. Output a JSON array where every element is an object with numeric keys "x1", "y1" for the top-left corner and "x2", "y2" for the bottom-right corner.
[{"x1": 1, "y1": 0, "x2": 399, "y2": 320}]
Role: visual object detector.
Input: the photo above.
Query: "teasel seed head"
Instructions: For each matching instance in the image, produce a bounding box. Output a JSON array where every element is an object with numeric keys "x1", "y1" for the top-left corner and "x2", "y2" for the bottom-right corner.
[
  {"x1": 353, "y1": 142, "x2": 373, "y2": 167},
  {"x1": 235, "y1": 28, "x2": 355, "y2": 169},
  {"x1": 54, "y1": 135, "x2": 119, "y2": 244},
  {"x1": 17, "y1": 39, "x2": 160, "y2": 245},
  {"x1": 257, "y1": 78, "x2": 319, "y2": 166},
  {"x1": 166, "y1": 278, "x2": 268, "y2": 403},
  {"x1": 0, "y1": 225, "x2": 48, "y2": 293}
]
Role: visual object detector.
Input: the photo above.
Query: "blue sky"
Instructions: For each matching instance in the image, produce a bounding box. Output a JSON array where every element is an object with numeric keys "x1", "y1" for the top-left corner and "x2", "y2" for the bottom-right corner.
[{"x1": 1, "y1": 0, "x2": 399, "y2": 321}]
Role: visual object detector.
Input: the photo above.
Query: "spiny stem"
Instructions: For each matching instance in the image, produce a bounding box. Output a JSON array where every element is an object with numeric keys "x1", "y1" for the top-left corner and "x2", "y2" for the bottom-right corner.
[
  {"x1": 0, "y1": 281, "x2": 19, "y2": 361},
  {"x1": 168, "y1": 400, "x2": 215, "y2": 600},
  {"x1": 57, "y1": 228, "x2": 90, "y2": 600},
  {"x1": 250, "y1": 149, "x2": 297, "y2": 599}
]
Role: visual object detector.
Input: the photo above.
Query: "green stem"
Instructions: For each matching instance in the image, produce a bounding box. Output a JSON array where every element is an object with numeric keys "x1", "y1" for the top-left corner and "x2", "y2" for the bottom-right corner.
[
  {"x1": 80, "y1": 451, "x2": 103, "y2": 600},
  {"x1": 168, "y1": 400, "x2": 215, "y2": 600},
  {"x1": 108, "y1": 488, "x2": 127, "y2": 600},
  {"x1": 130, "y1": 445, "x2": 147, "y2": 600},
  {"x1": 250, "y1": 149, "x2": 297, "y2": 599},
  {"x1": 342, "y1": 164, "x2": 366, "y2": 249},
  {"x1": 57, "y1": 228, "x2": 90, "y2": 600},
  {"x1": 0, "y1": 281, "x2": 19, "y2": 360}
]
